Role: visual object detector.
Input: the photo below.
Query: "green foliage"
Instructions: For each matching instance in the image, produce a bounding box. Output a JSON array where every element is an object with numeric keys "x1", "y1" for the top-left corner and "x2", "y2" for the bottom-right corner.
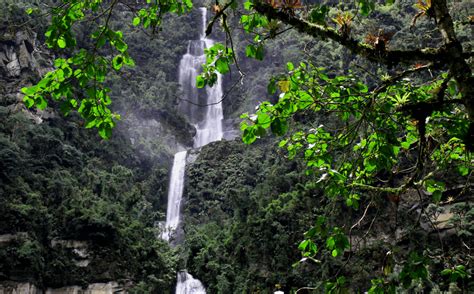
[
  {"x1": 237, "y1": 58, "x2": 471, "y2": 291},
  {"x1": 182, "y1": 140, "x2": 323, "y2": 292},
  {"x1": 21, "y1": 0, "x2": 193, "y2": 139},
  {"x1": 8, "y1": 0, "x2": 473, "y2": 292},
  {"x1": 441, "y1": 265, "x2": 470, "y2": 283},
  {"x1": 245, "y1": 43, "x2": 264, "y2": 60},
  {"x1": 399, "y1": 252, "x2": 429, "y2": 288},
  {"x1": 221, "y1": 1, "x2": 473, "y2": 292},
  {"x1": 297, "y1": 217, "x2": 349, "y2": 264},
  {"x1": 1, "y1": 93, "x2": 177, "y2": 288},
  {"x1": 198, "y1": 43, "x2": 234, "y2": 88},
  {"x1": 241, "y1": 60, "x2": 470, "y2": 206},
  {"x1": 368, "y1": 278, "x2": 395, "y2": 294},
  {"x1": 325, "y1": 276, "x2": 348, "y2": 294}
]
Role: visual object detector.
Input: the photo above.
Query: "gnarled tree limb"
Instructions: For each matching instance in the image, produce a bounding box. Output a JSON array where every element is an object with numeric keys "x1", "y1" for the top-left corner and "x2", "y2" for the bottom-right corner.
[
  {"x1": 253, "y1": 1, "x2": 448, "y2": 66},
  {"x1": 431, "y1": 0, "x2": 474, "y2": 150}
]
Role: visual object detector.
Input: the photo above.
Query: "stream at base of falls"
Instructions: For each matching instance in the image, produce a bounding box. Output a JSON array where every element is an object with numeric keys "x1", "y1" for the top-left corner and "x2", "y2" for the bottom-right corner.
[{"x1": 162, "y1": 7, "x2": 224, "y2": 294}]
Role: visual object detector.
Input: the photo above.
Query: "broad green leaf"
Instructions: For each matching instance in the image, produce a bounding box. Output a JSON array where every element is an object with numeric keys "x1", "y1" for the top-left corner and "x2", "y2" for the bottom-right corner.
[
  {"x1": 255, "y1": 45, "x2": 264, "y2": 60},
  {"x1": 245, "y1": 44, "x2": 256, "y2": 58},
  {"x1": 57, "y1": 37, "x2": 67, "y2": 48},
  {"x1": 99, "y1": 126, "x2": 112, "y2": 139},
  {"x1": 36, "y1": 97, "x2": 47, "y2": 110},
  {"x1": 298, "y1": 239, "x2": 309, "y2": 251},
  {"x1": 112, "y1": 55, "x2": 124, "y2": 70},
  {"x1": 21, "y1": 86, "x2": 36, "y2": 95},
  {"x1": 243, "y1": 128, "x2": 257, "y2": 144},
  {"x1": 215, "y1": 59, "x2": 230, "y2": 74},
  {"x1": 279, "y1": 139, "x2": 288, "y2": 147},
  {"x1": 23, "y1": 96, "x2": 34, "y2": 108},
  {"x1": 196, "y1": 75, "x2": 206, "y2": 88},
  {"x1": 133, "y1": 17, "x2": 140, "y2": 26},
  {"x1": 457, "y1": 165, "x2": 468, "y2": 176},
  {"x1": 244, "y1": 1, "x2": 252, "y2": 10},
  {"x1": 287, "y1": 62, "x2": 294, "y2": 71},
  {"x1": 257, "y1": 112, "x2": 271, "y2": 128},
  {"x1": 326, "y1": 237, "x2": 335, "y2": 248},
  {"x1": 183, "y1": 0, "x2": 193, "y2": 9},
  {"x1": 271, "y1": 118, "x2": 288, "y2": 136},
  {"x1": 441, "y1": 269, "x2": 452, "y2": 276},
  {"x1": 307, "y1": 134, "x2": 318, "y2": 144}
]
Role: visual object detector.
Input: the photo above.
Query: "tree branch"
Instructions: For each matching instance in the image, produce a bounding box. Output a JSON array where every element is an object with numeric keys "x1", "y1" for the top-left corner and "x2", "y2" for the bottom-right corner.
[
  {"x1": 205, "y1": 0, "x2": 234, "y2": 36},
  {"x1": 253, "y1": 0, "x2": 473, "y2": 149},
  {"x1": 252, "y1": 1, "x2": 446, "y2": 66},
  {"x1": 431, "y1": 0, "x2": 474, "y2": 150}
]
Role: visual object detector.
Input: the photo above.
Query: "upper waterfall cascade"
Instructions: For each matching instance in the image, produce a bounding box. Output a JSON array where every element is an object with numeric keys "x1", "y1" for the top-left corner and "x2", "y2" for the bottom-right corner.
[
  {"x1": 162, "y1": 7, "x2": 225, "y2": 294},
  {"x1": 178, "y1": 7, "x2": 224, "y2": 148}
]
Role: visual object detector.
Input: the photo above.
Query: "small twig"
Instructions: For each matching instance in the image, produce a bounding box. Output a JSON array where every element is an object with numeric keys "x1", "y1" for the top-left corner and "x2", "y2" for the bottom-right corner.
[
  {"x1": 362, "y1": 207, "x2": 379, "y2": 241},
  {"x1": 296, "y1": 285, "x2": 322, "y2": 293},
  {"x1": 178, "y1": 74, "x2": 243, "y2": 107},
  {"x1": 373, "y1": 63, "x2": 434, "y2": 94},
  {"x1": 351, "y1": 201, "x2": 372, "y2": 232},
  {"x1": 263, "y1": 27, "x2": 294, "y2": 40},
  {"x1": 353, "y1": 63, "x2": 380, "y2": 82},
  {"x1": 205, "y1": 0, "x2": 234, "y2": 36}
]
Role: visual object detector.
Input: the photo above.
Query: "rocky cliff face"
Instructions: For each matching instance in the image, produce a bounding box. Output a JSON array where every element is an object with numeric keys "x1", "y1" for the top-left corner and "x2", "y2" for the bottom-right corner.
[
  {"x1": 0, "y1": 29, "x2": 47, "y2": 79},
  {"x1": 0, "y1": 281, "x2": 123, "y2": 294},
  {"x1": 0, "y1": 29, "x2": 52, "y2": 119}
]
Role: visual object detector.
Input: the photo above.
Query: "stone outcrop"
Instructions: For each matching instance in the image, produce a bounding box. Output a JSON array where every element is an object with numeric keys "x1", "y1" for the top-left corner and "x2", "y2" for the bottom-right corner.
[
  {"x1": 0, "y1": 29, "x2": 50, "y2": 79},
  {"x1": 0, "y1": 282, "x2": 124, "y2": 294}
]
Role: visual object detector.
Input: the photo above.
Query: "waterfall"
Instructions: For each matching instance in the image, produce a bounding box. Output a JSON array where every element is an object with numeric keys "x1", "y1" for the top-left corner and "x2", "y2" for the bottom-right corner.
[
  {"x1": 178, "y1": 7, "x2": 224, "y2": 148},
  {"x1": 162, "y1": 7, "x2": 225, "y2": 293},
  {"x1": 176, "y1": 272, "x2": 206, "y2": 294},
  {"x1": 161, "y1": 150, "x2": 187, "y2": 242}
]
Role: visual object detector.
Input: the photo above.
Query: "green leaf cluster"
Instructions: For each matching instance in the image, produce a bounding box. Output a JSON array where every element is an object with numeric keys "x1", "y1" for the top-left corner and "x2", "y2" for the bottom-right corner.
[{"x1": 197, "y1": 43, "x2": 234, "y2": 88}]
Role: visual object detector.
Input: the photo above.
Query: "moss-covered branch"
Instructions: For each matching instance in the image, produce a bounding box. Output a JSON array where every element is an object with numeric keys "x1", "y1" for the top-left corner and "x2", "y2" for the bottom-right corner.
[{"x1": 253, "y1": 1, "x2": 446, "y2": 66}]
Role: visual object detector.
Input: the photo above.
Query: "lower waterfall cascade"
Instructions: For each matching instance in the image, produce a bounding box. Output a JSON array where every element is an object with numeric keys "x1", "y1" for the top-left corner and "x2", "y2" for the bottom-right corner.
[
  {"x1": 161, "y1": 150, "x2": 187, "y2": 242},
  {"x1": 162, "y1": 7, "x2": 224, "y2": 294},
  {"x1": 175, "y1": 272, "x2": 206, "y2": 294}
]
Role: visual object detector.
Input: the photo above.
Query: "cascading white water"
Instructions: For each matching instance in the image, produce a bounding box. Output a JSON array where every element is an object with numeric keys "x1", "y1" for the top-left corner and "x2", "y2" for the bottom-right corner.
[
  {"x1": 161, "y1": 150, "x2": 187, "y2": 242},
  {"x1": 176, "y1": 272, "x2": 206, "y2": 294},
  {"x1": 178, "y1": 7, "x2": 224, "y2": 148},
  {"x1": 163, "y1": 7, "x2": 225, "y2": 294}
]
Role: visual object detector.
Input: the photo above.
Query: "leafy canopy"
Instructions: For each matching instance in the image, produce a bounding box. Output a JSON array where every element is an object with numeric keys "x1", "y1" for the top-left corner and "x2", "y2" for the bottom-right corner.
[
  {"x1": 22, "y1": 0, "x2": 193, "y2": 139},
  {"x1": 20, "y1": 0, "x2": 473, "y2": 292}
]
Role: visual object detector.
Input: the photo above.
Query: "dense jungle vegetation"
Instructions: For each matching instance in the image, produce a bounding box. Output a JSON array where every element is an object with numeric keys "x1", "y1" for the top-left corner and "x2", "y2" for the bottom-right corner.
[{"x1": 1, "y1": 0, "x2": 473, "y2": 293}]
